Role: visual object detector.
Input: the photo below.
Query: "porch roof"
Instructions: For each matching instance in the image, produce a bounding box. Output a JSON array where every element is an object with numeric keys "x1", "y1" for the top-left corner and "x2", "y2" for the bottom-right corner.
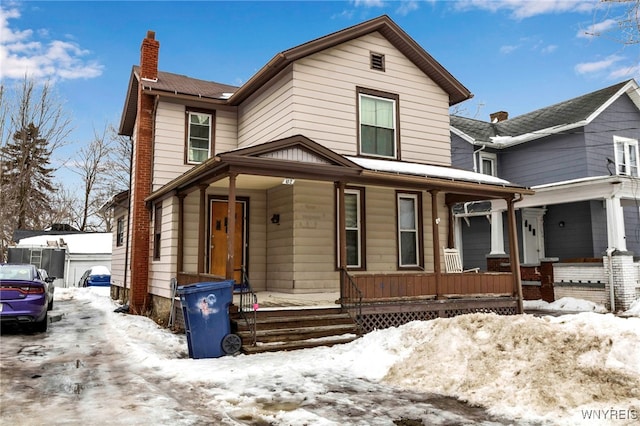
[{"x1": 145, "y1": 135, "x2": 533, "y2": 204}]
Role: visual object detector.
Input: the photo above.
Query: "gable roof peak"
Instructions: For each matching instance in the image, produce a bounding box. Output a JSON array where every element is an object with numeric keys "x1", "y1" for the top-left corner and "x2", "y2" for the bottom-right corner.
[{"x1": 229, "y1": 15, "x2": 471, "y2": 106}]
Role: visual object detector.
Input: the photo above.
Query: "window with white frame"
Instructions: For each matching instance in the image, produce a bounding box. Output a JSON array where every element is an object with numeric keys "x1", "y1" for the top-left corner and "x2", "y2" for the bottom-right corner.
[
  {"x1": 153, "y1": 204, "x2": 162, "y2": 260},
  {"x1": 116, "y1": 217, "x2": 124, "y2": 247},
  {"x1": 338, "y1": 188, "x2": 364, "y2": 269},
  {"x1": 397, "y1": 192, "x2": 422, "y2": 268},
  {"x1": 614, "y1": 136, "x2": 639, "y2": 177},
  {"x1": 479, "y1": 152, "x2": 497, "y2": 176},
  {"x1": 187, "y1": 110, "x2": 212, "y2": 164},
  {"x1": 359, "y1": 89, "x2": 398, "y2": 159}
]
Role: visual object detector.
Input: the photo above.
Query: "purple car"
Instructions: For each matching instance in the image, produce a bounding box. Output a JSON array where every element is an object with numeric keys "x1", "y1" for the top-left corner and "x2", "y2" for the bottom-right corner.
[{"x1": 0, "y1": 263, "x2": 54, "y2": 332}]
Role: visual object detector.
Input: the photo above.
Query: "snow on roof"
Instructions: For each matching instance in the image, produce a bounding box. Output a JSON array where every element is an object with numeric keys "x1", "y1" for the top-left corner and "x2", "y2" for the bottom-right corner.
[
  {"x1": 16, "y1": 233, "x2": 112, "y2": 254},
  {"x1": 346, "y1": 156, "x2": 514, "y2": 186}
]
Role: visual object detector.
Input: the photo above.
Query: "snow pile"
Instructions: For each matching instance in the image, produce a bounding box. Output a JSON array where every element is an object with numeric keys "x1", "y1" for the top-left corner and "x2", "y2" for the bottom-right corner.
[
  {"x1": 50, "y1": 288, "x2": 640, "y2": 425},
  {"x1": 524, "y1": 296, "x2": 608, "y2": 313},
  {"x1": 382, "y1": 312, "x2": 640, "y2": 424},
  {"x1": 624, "y1": 298, "x2": 640, "y2": 317}
]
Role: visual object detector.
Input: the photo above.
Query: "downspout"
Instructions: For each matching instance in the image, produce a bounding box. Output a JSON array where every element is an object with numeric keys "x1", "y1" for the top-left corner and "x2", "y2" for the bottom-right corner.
[
  {"x1": 472, "y1": 144, "x2": 486, "y2": 173},
  {"x1": 123, "y1": 135, "x2": 133, "y2": 304},
  {"x1": 507, "y1": 193, "x2": 524, "y2": 313}
]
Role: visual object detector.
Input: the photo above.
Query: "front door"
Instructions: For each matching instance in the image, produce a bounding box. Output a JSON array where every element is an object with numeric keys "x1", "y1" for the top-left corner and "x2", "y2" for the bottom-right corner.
[
  {"x1": 522, "y1": 208, "x2": 545, "y2": 264},
  {"x1": 209, "y1": 199, "x2": 245, "y2": 283}
]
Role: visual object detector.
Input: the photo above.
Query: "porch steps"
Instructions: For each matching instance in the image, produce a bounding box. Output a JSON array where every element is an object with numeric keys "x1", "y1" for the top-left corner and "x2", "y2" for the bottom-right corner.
[{"x1": 231, "y1": 307, "x2": 361, "y2": 354}]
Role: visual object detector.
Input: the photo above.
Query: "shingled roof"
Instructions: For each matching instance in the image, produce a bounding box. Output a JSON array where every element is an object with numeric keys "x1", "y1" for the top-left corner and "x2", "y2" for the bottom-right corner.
[
  {"x1": 451, "y1": 79, "x2": 639, "y2": 146},
  {"x1": 119, "y1": 67, "x2": 239, "y2": 136},
  {"x1": 121, "y1": 15, "x2": 473, "y2": 136}
]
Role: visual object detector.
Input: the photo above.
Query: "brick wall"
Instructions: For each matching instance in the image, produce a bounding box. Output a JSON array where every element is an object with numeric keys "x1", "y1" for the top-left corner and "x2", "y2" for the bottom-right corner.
[
  {"x1": 129, "y1": 31, "x2": 159, "y2": 314},
  {"x1": 603, "y1": 252, "x2": 638, "y2": 311}
]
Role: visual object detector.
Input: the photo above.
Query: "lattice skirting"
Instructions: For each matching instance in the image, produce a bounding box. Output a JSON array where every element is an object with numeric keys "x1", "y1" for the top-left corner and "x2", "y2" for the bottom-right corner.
[{"x1": 357, "y1": 303, "x2": 517, "y2": 333}]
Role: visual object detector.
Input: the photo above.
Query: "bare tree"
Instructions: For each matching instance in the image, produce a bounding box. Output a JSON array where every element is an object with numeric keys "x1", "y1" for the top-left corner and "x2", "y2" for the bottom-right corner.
[
  {"x1": 587, "y1": 0, "x2": 640, "y2": 44},
  {"x1": 0, "y1": 76, "x2": 72, "y2": 260},
  {"x1": 71, "y1": 125, "x2": 112, "y2": 231},
  {"x1": 104, "y1": 124, "x2": 132, "y2": 193}
]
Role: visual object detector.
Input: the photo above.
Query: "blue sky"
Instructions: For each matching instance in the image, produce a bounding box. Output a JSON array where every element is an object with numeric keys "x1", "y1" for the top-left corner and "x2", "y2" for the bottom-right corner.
[{"x1": 1, "y1": 0, "x2": 639, "y2": 188}]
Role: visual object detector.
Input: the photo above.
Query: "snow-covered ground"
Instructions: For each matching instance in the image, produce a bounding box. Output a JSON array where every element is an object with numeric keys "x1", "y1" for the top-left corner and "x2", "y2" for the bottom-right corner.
[{"x1": 3, "y1": 288, "x2": 639, "y2": 425}]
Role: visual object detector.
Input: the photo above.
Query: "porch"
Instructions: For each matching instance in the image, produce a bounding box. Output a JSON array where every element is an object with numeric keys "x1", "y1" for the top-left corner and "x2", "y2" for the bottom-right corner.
[{"x1": 176, "y1": 270, "x2": 517, "y2": 353}]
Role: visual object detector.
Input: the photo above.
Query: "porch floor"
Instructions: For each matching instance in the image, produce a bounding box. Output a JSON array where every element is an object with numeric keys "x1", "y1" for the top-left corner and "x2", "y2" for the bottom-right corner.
[{"x1": 234, "y1": 291, "x2": 341, "y2": 310}]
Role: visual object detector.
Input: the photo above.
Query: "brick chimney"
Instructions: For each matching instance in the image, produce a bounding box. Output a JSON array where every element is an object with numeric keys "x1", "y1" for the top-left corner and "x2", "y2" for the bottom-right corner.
[
  {"x1": 140, "y1": 30, "x2": 159, "y2": 81},
  {"x1": 129, "y1": 31, "x2": 159, "y2": 314},
  {"x1": 490, "y1": 111, "x2": 509, "y2": 123}
]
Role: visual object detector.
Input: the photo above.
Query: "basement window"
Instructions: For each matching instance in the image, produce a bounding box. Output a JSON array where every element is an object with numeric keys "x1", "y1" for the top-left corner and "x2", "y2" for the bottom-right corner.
[{"x1": 370, "y1": 52, "x2": 385, "y2": 71}]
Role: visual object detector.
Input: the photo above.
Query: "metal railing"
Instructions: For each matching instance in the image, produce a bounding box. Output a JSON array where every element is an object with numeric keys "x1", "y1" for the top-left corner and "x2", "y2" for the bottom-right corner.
[
  {"x1": 341, "y1": 268, "x2": 363, "y2": 334},
  {"x1": 235, "y1": 266, "x2": 258, "y2": 346}
]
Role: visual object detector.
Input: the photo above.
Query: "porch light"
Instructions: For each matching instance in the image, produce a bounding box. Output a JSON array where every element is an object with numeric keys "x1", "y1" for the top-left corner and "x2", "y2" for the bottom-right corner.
[{"x1": 271, "y1": 214, "x2": 280, "y2": 225}]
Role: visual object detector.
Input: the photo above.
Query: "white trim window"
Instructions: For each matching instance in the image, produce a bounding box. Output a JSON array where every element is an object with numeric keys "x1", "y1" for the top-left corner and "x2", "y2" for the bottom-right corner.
[
  {"x1": 614, "y1": 136, "x2": 639, "y2": 177},
  {"x1": 359, "y1": 93, "x2": 397, "y2": 158},
  {"x1": 397, "y1": 193, "x2": 419, "y2": 267},
  {"x1": 343, "y1": 189, "x2": 362, "y2": 268},
  {"x1": 479, "y1": 152, "x2": 497, "y2": 176},
  {"x1": 187, "y1": 111, "x2": 212, "y2": 164},
  {"x1": 336, "y1": 188, "x2": 364, "y2": 269}
]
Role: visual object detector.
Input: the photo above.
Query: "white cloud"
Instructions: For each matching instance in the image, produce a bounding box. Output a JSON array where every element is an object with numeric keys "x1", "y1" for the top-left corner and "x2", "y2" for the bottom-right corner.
[
  {"x1": 577, "y1": 18, "x2": 617, "y2": 38},
  {"x1": 500, "y1": 44, "x2": 519, "y2": 54},
  {"x1": 541, "y1": 44, "x2": 558, "y2": 54},
  {"x1": 608, "y1": 63, "x2": 640, "y2": 80},
  {"x1": 396, "y1": 0, "x2": 420, "y2": 16},
  {"x1": 0, "y1": 6, "x2": 103, "y2": 81},
  {"x1": 574, "y1": 54, "x2": 624, "y2": 74},
  {"x1": 353, "y1": 0, "x2": 385, "y2": 8},
  {"x1": 454, "y1": 0, "x2": 597, "y2": 19}
]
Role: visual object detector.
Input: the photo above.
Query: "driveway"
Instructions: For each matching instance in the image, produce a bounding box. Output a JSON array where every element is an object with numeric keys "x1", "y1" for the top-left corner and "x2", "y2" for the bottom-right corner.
[{"x1": 0, "y1": 290, "x2": 523, "y2": 426}]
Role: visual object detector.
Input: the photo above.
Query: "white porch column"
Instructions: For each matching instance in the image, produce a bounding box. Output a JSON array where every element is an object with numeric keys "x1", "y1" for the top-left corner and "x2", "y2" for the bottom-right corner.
[
  {"x1": 606, "y1": 194, "x2": 626, "y2": 251},
  {"x1": 490, "y1": 199, "x2": 507, "y2": 255}
]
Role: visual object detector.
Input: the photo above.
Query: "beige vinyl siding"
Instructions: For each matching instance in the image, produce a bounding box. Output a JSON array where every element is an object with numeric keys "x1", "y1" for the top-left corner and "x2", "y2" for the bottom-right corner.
[
  {"x1": 215, "y1": 109, "x2": 238, "y2": 154},
  {"x1": 153, "y1": 102, "x2": 191, "y2": 190},
  {"x1": 266, "y1": 184, "x2": 294, "y2": 291},
  {"x1": 149, "y1": 197, "x2": 178, "y2": 298},
  {"x1": 153, "y1": 101, "x2": 238, "y2": 190},
  {"x1": 110, "y1": 206, "x2": 129, "y2": 289},
  {"x1": 237, "y1": 68, "x2": 295, "y2": 147},
  {"x1": 363, "y1": 187, "x2": 400, "y2": 271},
  {"x1": 291, "y1": 181, "x2": 339, "y2": 291},
  {"x1": 181, "y1": 192, "x2": 200, "y2": 274},
  {"x1": 291, "y1": 32, "x2": 451, "y2": 165}
]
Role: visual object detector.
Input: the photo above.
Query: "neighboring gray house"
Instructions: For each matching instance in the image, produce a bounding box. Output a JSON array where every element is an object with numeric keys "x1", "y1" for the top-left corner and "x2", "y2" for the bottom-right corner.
[{"x1": 450, "y1": 79, "x2": 640, "y2": 310}]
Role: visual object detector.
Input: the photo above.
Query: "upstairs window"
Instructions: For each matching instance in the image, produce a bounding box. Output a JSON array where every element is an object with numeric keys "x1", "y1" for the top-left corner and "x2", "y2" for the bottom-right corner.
[
  {"x1": 614, "y1": 136, "x2": 639, "y2": 177},
  {"x1": 479, "y1": 152, "x2": 497, "y2": 176},
  {"x1": 186, "y1": 109, "x2": 213, "y2": 164},
  {"x1": 358, "y1": 88, "x2": 398, "y2": 159}
]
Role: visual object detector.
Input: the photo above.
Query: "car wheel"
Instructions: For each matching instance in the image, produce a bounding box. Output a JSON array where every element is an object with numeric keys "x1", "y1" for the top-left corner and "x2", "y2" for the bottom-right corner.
[{"x1": 33, "y1": 312, "x2": 48, "y2": 333}]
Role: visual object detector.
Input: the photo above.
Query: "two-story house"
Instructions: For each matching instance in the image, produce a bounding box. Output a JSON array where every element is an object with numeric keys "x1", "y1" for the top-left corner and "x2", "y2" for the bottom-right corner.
[
  {"x1": 451, "y1": 79, "x2": 640, "y2": 310},
  {"x1": 113, "y1": 15, "x2": 533, "y2": 342}
]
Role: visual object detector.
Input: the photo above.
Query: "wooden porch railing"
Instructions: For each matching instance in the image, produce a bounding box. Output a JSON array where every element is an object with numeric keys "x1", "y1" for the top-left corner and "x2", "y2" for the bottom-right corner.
[{"x1": 349, "y1": 272, "x2": 514, "y2": 300}]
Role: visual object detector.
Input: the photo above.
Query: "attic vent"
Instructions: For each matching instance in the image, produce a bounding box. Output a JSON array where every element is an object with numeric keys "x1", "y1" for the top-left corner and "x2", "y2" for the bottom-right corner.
[{"x1": 370, "y1": 52, "x2": 385, "y2": 71}]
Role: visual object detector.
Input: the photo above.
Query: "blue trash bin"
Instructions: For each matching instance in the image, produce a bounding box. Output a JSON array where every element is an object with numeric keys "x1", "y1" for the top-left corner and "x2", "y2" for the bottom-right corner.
[{"x1": 177, "y1": 280, "x2": 241, "y2": 359}]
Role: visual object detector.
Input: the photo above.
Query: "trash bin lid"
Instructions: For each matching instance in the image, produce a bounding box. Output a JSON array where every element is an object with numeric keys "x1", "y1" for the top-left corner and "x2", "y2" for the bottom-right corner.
[{"x1": 177, "y1": 280, "x2": 234, "y2": 295}]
